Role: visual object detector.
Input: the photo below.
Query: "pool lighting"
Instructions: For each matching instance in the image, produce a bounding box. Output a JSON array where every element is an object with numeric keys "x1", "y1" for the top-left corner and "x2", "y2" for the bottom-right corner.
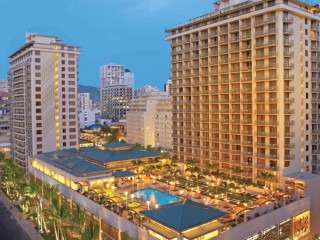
[
  {"x1": 131, "y1": 194, "x2": 134, "y2": 203},
  {"x1": 147, "y1": 201, "x2": 150, "y2": 210},
  {"x1": 155, "y1": 204, "x2": 159, "y2": 209}
]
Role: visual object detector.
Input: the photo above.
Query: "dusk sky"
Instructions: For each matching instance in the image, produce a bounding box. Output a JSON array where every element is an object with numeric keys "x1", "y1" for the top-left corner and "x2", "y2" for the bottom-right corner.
[{"x1": 0, "y1": 0, "x2": 214, "y2": 90}]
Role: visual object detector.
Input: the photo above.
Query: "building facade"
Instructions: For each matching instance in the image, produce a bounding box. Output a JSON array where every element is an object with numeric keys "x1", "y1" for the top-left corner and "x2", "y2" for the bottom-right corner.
[
  {"x1": 0, "y1": 92, "x2": 10, "y2": 155},
  {"x1": 100, "y1": 64, "x2": 134, "y2": 120},
  {"x1": 164, "y1": 78, "x2": 172, "y2": 96},
  {"x1": 0, "y1": 79, "x2": 9, "y2": 92},
  {"x1": 127, "y1": 85, "x2": 172, "y2": 150},
  {"x1": 8, "y1": 33, "x2": 80, "y2": 170},
  {"x1": 78, "y1": 92, "x2": 92, "y2": 112},
  {"x1": 166, "y1": 0, "x2": 320, "y2": 188}
]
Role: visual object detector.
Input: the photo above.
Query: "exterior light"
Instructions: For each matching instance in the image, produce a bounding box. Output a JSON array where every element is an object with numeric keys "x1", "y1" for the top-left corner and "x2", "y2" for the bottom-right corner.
[
  {"x1": 147, "y1": 201, "x2": 150, "y2": 210},
  {"x1": 131, "y1": 194, "x2": 134, "y2": 203},
  {"x1": 155, "y1": 204, "x2": 159, "y2": 209}
]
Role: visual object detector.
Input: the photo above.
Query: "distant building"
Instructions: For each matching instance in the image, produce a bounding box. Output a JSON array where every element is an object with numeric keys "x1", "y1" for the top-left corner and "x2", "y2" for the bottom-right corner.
[
  {"x1": 8, "y1": 33, "x2": 80, "y2": 170},
  {"x1": 0, "y1": 79, "x2": 8, "y2": 92},
  {"x1": 100, "y1": 64, "x2": 134, "y2": 120},
  {"x1": 78, "y1": 93, "x2": 92, "y2": 111},
  {"x1": 0, "y1": 92, "x2": 10, "y2": 155},
  {"x1": 127, "y1": 86, "x2": 172, "y2": 150},
  {"x1": 164, "y1": 78, "x2": 172, "y2": 96}
]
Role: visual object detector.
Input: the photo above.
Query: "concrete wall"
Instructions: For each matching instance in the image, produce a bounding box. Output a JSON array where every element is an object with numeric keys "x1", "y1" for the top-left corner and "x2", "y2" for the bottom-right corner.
[
  {"x1": 212, "y1": 197, "x2": 310, "y2": 240},
  {"x1": 30, "y1": 167, "x2": 157, "y2": 240}
]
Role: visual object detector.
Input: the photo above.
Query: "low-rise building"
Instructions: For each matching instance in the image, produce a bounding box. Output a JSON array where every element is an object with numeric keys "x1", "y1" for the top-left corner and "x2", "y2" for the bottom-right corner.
[{"x1": 127, "y1": 86, "x2": 172, "y2": 150}]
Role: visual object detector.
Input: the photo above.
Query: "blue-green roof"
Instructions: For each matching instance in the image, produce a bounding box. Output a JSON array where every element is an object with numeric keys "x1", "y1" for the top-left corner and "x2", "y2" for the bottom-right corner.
[
  {"x1": 141, "y1": 200, "x2": 226, "y2": 232},
  {"x1": 80, "y1": 147, "x2": 163, "y2": 163},
  {"x1": 55, "y1": 157, "x2": 108, "y2": 174},
  {"x1": 104, "y1": 142, "x2": 133, "y2": 149},
  {"x1": 84, "y1": 124, "x2": 104, "y2": 130},
  {"x1": 112, "y1": 171, "x2": 137, "y2": 178}
]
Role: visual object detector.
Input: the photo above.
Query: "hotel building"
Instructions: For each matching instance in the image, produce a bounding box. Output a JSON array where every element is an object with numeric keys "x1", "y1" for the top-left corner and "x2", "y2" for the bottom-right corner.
[
  {"x1": 100, "y1": 64, "x2": 134, "y2": 120},
  {"x1": 166, "y1": 0, "x2": 320, "y2": 188},
  {"x1": 0, "y1": 92, "x2": 10, "y2": 155},
  {"x1": 8, "y1": 33, "x2": 80, "y2": 170},
  {"x1": 127, "y1": 85, "x2": 173, "y2": 150}
]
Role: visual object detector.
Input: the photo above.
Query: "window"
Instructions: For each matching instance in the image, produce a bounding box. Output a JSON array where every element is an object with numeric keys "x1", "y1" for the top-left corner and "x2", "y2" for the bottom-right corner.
[
  {"x1": 36, "y1": 123, "x2": 42, "y2": 127},
  {"x1": 37, "y1": 137, "x2": 42, "y2": 141},
  {"x1": 35, "y1": 51, "x2": 40, "y2": 55},
  {"x1": 35, "y1": 65, "x2": 41, "y2": 70},
  {"x1": 35, "y1": 73, "x2": 41, "y2": 77},
  {"x1": 305, "y1": 40, "x2": 308, "y2": 46},
  {"x1": 36, "y1": 102, "x2": 41, "y2": 106},
  {"x1": 36, "y1": 116, "x2": 41, "y2": 120},
  {"x1": 305, "y1": 19, "x2": 308, "y2": 24},
  {"x1": 36, "y1": 87, "x2": 41, "y2": 91},
  {"x1": 36, "y1": 130, "x2": 42, "y2": 134},
  {"x1": 70, "y1": 141, "x2": 76, "y2": 146},
  {"x1": 36, "y1": 109, "x2": 41, "y2": 113},
  {"x1": 305, "y1": 29, "x2": 308, "y2": 35},
  {"x1": 37, "y1": 144, "x2": 42, "y2": 148},
  {"x1": 35, "y1": 58, "x2": 41, "y2": 63}
]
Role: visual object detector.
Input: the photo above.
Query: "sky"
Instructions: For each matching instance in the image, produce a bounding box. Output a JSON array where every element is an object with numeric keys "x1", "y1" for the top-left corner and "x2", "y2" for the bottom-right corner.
[{"x1": 0, "y1": 0, "x2": 214, "y2": 90}]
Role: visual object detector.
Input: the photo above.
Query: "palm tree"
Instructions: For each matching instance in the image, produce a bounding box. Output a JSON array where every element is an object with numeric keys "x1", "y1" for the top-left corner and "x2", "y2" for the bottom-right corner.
[
  {"x1": 44, "y1": 198, "x2": 70, "y2": 240},
  {"x1": 131, "y1": 159, "x2": 144, "y2": 178},
  {"x1": 44, "y1": 184, "x2": 60, "y2": 203},
  {"x1": 71, "y1": 205, "x2": 87, "y2": 236},
  {"x1": 230, "y1": 166, "x2": 244, "y2": 180},
  {"x1": 212, "y1": 169, "x2": 224, "y2": 194},
  {"x1": 239, "y1": 179, "x2": 253, "y2": 202},
  {"x1": 81, "y1": 222, "x2": 99, "y2": 240},
  {"x1": 258, "y1": 171, "x2": 274, "y2": 193}
]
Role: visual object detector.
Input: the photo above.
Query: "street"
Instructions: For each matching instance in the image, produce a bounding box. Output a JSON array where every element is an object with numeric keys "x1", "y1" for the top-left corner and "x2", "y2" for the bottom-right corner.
[{"x1": 0, "y1": 200, "x2": 31, "y2": 240}]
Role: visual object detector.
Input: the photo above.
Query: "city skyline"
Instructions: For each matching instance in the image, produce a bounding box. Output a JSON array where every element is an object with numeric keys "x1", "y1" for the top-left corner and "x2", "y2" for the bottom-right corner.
[{"x1": 0, "y1": 0, "x2": 214, "y2": 90}]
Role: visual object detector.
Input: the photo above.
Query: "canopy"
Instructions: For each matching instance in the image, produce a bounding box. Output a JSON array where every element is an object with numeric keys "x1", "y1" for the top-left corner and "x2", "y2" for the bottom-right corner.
[{"x1": 78, "y1": 181, "x2": 90, "y2": 186}]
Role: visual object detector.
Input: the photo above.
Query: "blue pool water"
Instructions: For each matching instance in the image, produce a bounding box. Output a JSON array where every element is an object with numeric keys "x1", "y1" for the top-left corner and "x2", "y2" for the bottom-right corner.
[{"x1": 133, "y1": 188, "x2": 180, "y2": 206}]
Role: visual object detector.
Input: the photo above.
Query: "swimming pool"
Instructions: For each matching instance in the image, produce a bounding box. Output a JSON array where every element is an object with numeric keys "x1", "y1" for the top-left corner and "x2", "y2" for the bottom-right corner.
[{"x1": 133, "y1": 188, "x2": 180, "y2": 206}]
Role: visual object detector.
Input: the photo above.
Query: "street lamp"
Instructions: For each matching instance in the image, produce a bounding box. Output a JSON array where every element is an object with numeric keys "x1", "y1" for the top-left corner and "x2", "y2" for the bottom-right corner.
[
  {"x1": 125, "y1": 192, "x2": 128, "y2": 208},
  {"x1": 147, "y1": 201, "x2": 150, "y2": 210},
  {"x1": 155, "y1": 204, "x2": 159, "y2": 209}
]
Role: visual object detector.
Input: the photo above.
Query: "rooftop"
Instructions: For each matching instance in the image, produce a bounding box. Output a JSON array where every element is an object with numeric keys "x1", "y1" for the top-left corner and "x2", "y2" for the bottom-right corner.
[
  {"x1": 284, "y1": 172, "x2": 320, "y2": 181},
  {"x1": 84, "y1": 123, "x2": 104, "y2": 130},
  {"x1": 104, "y1": 142, "x2": 133, "y2": 149},
  {"x1": 141, "y1": 199, "x2": 226, "y2": 232}
]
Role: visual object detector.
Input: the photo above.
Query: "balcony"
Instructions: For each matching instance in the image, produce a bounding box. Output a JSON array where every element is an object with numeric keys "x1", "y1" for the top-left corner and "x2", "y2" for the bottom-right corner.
[
  {"x1": 256, "y1": 63, "x2": 277, "y2": 69},
  {"x1": 241, "y1": 23, "x2": 251, "y2": 29},
  {"x1": 256, "y1": 164, "x2": 279, "y2": 171},
  {"x1": 255, "y1": 40, "x2": 277, "y2": 48},
  {"x1": 283, "y1": 16, "x2": 293, "y2": 23},
  {"x1": 284, "y1": 51, "x2": 294, "y2": 57},
  {"x1": 255, "y1": 28, "x2": 277, "y2": 36},
  {"x1": 283, "y1": 28, "x2": 293, "y2": 35},
  {"x1": 254, "y1": 16, "x2": 277, "y2": 26},
  {"x1": 284, "y1": 63, "x2": 294, "y2": 69},
  {"x1": 311, "y1": 24, "x2": 319, "y2": 31},
  {"x1": 256, "y1": 51, "x2": 277, "y2": 59},
  {"x1": 255, "y1": 86, "x2": 278, "y2": 92}
]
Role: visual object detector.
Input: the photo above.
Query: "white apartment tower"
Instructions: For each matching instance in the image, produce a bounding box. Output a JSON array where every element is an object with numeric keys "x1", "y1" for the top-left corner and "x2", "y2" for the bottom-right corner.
[
  {"x1": 9, "y1": 33, "x2": 80, "y2": 170},
  {"x1": 78, "y1": 92, "x2": 92, "y2": 112},
  {"x1": 100, "y1": 64, "x2": 134, "y2": 120},
  {"x1": 127, "y1": 85, "x2": 172, "y2": 150},
  {"x1": 166, "y1": 0, "x2": 320, "y2": 188}
]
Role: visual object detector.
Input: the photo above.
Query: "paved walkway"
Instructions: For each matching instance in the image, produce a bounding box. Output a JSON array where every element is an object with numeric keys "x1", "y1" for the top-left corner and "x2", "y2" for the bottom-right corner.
[{"x1": 0, "y1": 190, "x2": 44, "y2": 240}]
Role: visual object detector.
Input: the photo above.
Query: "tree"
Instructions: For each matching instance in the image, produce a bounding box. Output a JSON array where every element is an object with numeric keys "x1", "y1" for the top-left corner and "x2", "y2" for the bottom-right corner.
[
  {"x1": 71, "y1": 204, "x2": 87, "y2": 236},
  {"x1": 131, "y1": 159, "x2": 144, "y2": 178},
  {"x1": 44, "y1": 184, "x2": 60, "y2": 203},
  {"x1": 145, "y1": 145, "x2": 153, "y2": 151},
  {"x1": 44, "y1": 198, "x2": 70, "y2": 240},
  {"x1": 239, "y1": 179, "x2": 253, "y2": 202},
  {"x1": 230, "y1": 166, "x2": 244, "y2": 180},
  {"x1": 212, "y1": 169, "x2": 224, "y2": 194},
  {"x1": 81, "y1": 222, "x2": 99, "y2": 240},
  {"x1": 258, "y1": 171, "x2": 275, "y2": 194}
]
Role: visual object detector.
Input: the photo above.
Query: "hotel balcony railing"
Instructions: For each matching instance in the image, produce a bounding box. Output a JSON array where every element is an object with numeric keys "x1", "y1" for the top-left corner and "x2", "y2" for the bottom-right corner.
[
  {"x1": 256, "y1": 153, "x2": 279, "y2": 159},
  {"x1": 230, "y1": 47, "x2": 240, "y2": 52},
  {"x1": 256, "y1": 164, "x2": 279, "y2": 171},
  {"x1": 219, "y1": 49, "x2": 228, "y2": 54},
  {"x1": 283, "y1": 28, "x2": 294, "y2": 34},
  {"x1": 256, "y1": 142, "x2": 279, "y2": 148},
  {"x1": 311, "y1": 46, "x2": 320, "y2": 51},
  {"x1": 172, "y1": 40, "x2": 182, "y2": 46},
  {"x1": 285, "y1": 120, "x2": 295, "y2": 126},
  {"x1": 182, "y1": 47, "x2": 190, "y2": 52},
  {"x1": 312, "y1": 159, "x2": 320, "y2": 165},
  {"x1": 254, "y1": 16, "x2": 277, "y2": 26},
  {"x1": 219, "y1": 38, "x2": 228, "y2": 44},
  {"x1": 284, "y1": 86, "x2": 294, "y2": 92},
  {"x1": 209, "y1": 41, "x2": 218, "y2": 46},
  {"x1": 284, "y1": 63, "x2": 294, "y2": 69},
  {"x1": 311, "y1": 24, "x2": 320, "y2": 31},
  {"x1": 255, "y1": 40, "x2": 277, "y2": 48},
  {"x1": 284, "y1": 109, "x2": 295, "y2": 115},
  {"x1": 256, "y1": 131, "x2": 279, "y2": 137},
  {"x1": 256, "y1": 75, "x2": 277, "y2": 81},
  {"x1": 284, "y1": 98, "x2": 294, "y2": 103},
  {"x1": 230, "y1": 98, "x2": 240, "y2": 103},
  {"x1": 256, "y1": 98, "x2": 278, "y2": 103},
  {"x1": 311, "y1": 66, "x2": 320, "y2": 71},
  {"x1": 283, "y1": 16, "x2": 293, "y2": 23},
  {"x1": 230, "y1": 77, "x2": 241, "y2": 83},
  {"x1": 242, "y1": 130, "x2": 252, "y2": 135},
  {"x1": 172, "y1": 49, "x2": 182, "y2": 54},
  {"x1": 283, "y1": 39, "x2": 294, "y2": 45},
  {"x1": 241, "y1": 109, "x2": 252, "y2": 114},
  {"x1": 256, "y1": 86, "x2": 278, "y2": 92},
  {"x1": 241, "y1": 34, "x2": 251, "y2": 40},
  {"x1": 312, "y1": 150, "x2": 320, "y2": 155},
  {"x1": 230, "y1": 36, "x2": 240, "y2": 42},
  {"x1": 285, "y1": 143, "x2": 295, "y2": 148},
  {"x1": 255, "y1": 121, "x2": 278, "y2": 126},
  {"x1": 241, "y1": 23, "x2": 251, "y2": 29},
  {"x1": 241, "y1": 66, "x2": 252, "y2": 71},
  {"x1": 311, "y1": 36, "x2": 320, "y2": 41},
  {"x1": 210, "y1": 51, "x2": 218, "y2": 56},
  {"x1": 256, "y1": 109, "x2": 279, "y2": 114},
  {"x1": 220, "y1": 59, "x2": 229, "y2": 64},
  {"x1": 230, "y1": 160, "x2": 241, "y2": 165},
  {"x1": 219, "y1": 28, "x2": 229, "y2": 35},
  {"x1": 209, "y1": 32, "x2": 218, "y2": 37},
  {"x1": 190, "y1": 36, "x2": 199, "y2": 42},
  {"x1": 284, "y1": 51, "x2": 294, "y2": 57},
  {"x1": 242, "y1": 140, "x2": 253, "y2": 145},
  {"x1": 242, "y1": 172, "x2": 253, "y2": 177},
  {"x1": 285, "y1": 132, "x2": 295, "y2": 137},
  {"x1": 311, "y1": 56, "x2": 320, "y2": 62},
  {"x1": 200, "y1": 33, "x2": 208, "y2": 39},
  {"x1": 242, "y1": 151, "x2": 253, "y2": 156},
  {"x1": 256, "y1": 52, "x2": 277, "y2": 59},
  {"x1": 285, "y1": 154, "x2": 295, "y2": 160},
  {"x1": 230, "y1": 119, "x2": 241, "y2": 124},
  {"x1": 312, "y1": 119, "x2": 320, "y2": 124},
  {"x1": 240, "y1": 44, "x2": 251, "y2": 49},
  {"x1": 241, "y1": 55, "x2": 251, "y2": 61},
  {"x1": 230, "y1": 25, "x2": 240, "y2": 32},
  {"x1": 255, "y1": 28, "x2": 277, "y2": 36},
  {"x1": 284, "y1": 74, "x2": 294, "y2": 80},
  {"x1": 241, "y1": 120, "x2": 252, "y2": 124}
]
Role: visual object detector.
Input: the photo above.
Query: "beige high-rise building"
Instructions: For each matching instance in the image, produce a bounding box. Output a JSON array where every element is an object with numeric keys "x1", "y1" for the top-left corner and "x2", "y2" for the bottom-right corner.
[
  {"x1": 127, "y1": 85, "x2": 172, "y2": 150},
  {"x1": 166, "y1": 0, "x2": 320, "y2": 188},
  {"x1": 9, "y1": 33, "x2": 80, "y2": 170}
]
